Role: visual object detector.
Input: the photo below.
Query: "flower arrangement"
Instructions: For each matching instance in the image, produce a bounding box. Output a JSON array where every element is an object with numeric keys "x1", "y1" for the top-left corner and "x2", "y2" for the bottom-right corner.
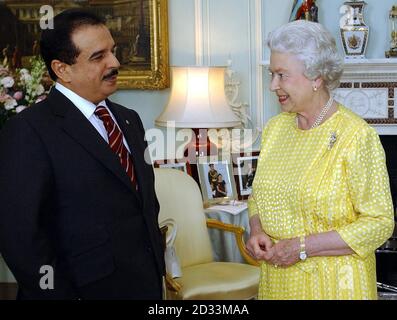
[{"x1": 0, "y1": 56, "x2": 51, "y2": 129}]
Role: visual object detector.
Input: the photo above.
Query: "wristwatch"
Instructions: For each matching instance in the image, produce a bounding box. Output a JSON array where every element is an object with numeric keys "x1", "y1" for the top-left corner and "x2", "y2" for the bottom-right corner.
[{"x1": 299, "y1": 235, "x2": 307, "y2": 261}]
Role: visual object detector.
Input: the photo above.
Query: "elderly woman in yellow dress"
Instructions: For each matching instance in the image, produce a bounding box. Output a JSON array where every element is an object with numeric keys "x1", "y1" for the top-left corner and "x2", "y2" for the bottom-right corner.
[{"x1": 246, "y1": 20, "x2": 395, "y2": 300}]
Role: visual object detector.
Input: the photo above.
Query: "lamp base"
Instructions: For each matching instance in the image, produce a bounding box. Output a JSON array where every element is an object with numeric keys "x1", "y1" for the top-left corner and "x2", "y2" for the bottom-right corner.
[
  {"x1": 184, "y1": 128, "x2": 218, "y2": 163},
  {"x1": 183, "y1": 128, "x2": 218, "y2": 187}
]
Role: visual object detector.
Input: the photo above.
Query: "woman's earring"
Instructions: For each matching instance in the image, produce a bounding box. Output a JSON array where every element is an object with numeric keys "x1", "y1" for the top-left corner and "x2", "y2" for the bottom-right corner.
[{"x1": 313, "y1": 86, "x2": 318, "y2": 92}]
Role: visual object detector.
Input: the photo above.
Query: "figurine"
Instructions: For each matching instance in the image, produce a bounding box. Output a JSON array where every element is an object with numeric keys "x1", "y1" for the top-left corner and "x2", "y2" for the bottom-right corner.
[
  {"x1": 12, "y1": 46, "x2": 22, "y2": 69},
  {"x1": 32, "y1": 40, "x2": 40, "y2": 56},
  {"x1": 289, "y1": 0, "x2": 318, "y2": 22},
  {"x1": 2, "y1": 44, "x2": 10, "y2": 67},
  {"x1": 310, "y1": 0, "x2": 319, "y2": 22}
]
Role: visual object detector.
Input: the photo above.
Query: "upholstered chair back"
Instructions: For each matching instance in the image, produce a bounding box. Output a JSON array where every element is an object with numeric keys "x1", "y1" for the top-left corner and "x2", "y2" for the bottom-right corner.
[{"x1": 155, "y1": 168, "x2": 213, "y2": 268}]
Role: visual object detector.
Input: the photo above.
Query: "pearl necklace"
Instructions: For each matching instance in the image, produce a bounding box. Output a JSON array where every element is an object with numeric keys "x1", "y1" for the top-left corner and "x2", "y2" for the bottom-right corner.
[{"x1": 296, "y1": 96, "x2": 334, "y2": 130}]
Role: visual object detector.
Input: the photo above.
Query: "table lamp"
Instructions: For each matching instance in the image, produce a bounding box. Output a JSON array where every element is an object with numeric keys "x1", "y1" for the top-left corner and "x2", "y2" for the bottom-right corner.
[{"x1": 155, "y1": 66, "x2": 241, "y2": 161}]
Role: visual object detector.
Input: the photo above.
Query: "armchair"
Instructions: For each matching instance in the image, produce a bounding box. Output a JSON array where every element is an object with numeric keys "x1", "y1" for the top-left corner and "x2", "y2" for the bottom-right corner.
[{"x1": 155, "y1": 168, "x2": 259, "y2": 300}]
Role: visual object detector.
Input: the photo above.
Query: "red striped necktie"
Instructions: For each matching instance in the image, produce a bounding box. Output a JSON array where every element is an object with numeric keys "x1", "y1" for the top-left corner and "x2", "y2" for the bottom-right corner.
[{"x1": 95, "y1": 105, "x2": 137, "y2": 189}]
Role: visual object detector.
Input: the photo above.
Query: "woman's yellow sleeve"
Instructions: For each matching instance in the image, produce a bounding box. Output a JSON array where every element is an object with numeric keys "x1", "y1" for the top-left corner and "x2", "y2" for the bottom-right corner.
[{"x1": 336, "y1": 126, "x2": 395, "y2": 258}]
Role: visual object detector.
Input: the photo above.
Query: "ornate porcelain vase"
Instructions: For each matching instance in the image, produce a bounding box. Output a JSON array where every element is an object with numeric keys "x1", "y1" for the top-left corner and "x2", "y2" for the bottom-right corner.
[{"x1": 339, "y1": 0, "x2": 369, "y2": 59}]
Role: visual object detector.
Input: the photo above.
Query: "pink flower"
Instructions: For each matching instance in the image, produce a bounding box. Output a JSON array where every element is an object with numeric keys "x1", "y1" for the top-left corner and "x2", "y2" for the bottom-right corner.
[{"x1": 13, "y1": 91, "x2": 23, "y2": 101}]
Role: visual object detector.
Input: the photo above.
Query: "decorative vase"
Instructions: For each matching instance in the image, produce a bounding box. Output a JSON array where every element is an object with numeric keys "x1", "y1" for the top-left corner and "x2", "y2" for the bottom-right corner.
[{"x1": 339, "y1": 0, "x2": 369, "y2": 59}]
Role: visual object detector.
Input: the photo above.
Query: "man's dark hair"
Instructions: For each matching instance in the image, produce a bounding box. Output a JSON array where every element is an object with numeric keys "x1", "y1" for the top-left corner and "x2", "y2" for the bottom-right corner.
[{"x1": 40, "y1": 9, "x2": 105, "y2": 81}]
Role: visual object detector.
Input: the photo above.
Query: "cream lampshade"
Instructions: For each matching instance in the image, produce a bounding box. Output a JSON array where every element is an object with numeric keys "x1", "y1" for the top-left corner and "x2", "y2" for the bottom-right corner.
[
  {"x1": 156, "y1": 66, "x2": 241, "y2": 161},
  {"x1": 155, "y1": 66, "x2": 241, "y2": 128}
]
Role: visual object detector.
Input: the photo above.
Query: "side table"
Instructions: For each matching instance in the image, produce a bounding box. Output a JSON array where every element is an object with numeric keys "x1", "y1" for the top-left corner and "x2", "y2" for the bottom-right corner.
[{"x1": 205, "y1": 207, "x2": 250, "y2": 263}]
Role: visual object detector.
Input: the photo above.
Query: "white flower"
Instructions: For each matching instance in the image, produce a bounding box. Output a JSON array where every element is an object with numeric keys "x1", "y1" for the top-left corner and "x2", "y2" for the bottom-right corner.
[
  {"x1": 35, "y1": 84, "x2": 45, "y2": 96},
  {"x1": 16, "y1": 105, "x2": 27, "y2": 113},
  {"x1": 20, "y1": 73, "x2": 32, "y2": 83},
  {"x1": 19, "y1": 68, "x2": 29, "y2": 75},
  {"x1": 1, "y1": 76, "x2": 14, "y2": 88},
  {"x1": 4, "y1": 97, "x2": 17, "y2": 110}
]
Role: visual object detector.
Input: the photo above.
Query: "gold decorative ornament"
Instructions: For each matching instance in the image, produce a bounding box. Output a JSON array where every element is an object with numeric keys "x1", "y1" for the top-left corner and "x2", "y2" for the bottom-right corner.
[
  {"x1": 385, "y1": 5, "x2": 397, "y2": 58},
  {"x1": 348, "y1": 34, "x2": 361, "y2": 49}
]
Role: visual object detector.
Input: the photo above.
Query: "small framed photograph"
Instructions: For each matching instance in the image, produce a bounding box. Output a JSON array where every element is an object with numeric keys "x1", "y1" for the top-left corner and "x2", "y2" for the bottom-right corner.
[
  {"x1": 153, "y1": 159, "x2": 192, "y2": 176},
  {"x1": 232, "y1": 152, "x2": 259, "y2": 200},
  {"x1": 197, "y1": 156, "x2": 237, "y2": 204}
]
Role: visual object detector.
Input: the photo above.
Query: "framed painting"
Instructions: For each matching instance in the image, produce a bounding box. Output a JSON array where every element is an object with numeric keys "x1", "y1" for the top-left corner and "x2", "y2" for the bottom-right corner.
[
  {"x1": 196, "y1": 156, "x2": 237, "y2": 205},
  {"x1": 0, "y1": 0, "x2": 170, "y2": 90},
  {"x1": 232, "y1": 152, "x2": 259, "y2": 200}
]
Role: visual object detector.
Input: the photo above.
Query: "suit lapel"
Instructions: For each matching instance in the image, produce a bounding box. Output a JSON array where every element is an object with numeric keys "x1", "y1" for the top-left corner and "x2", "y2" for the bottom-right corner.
[{"x1": 48, "y1": 89, "x2": 136, "y2": 195}]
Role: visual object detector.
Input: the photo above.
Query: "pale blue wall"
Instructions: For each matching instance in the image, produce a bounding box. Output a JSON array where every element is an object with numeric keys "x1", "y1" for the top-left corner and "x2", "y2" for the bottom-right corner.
[
  {"x1": 263, "y1": 0, "x2": 395, "y2": 59},
  {"x1": 321, "y1": 0, "x2": 395, "y2": 59},
  {"x1": 207, "y1": 0, "x2": 252, "y2": 104},
  {"x1": 110, "y1": 0, "x2": 196, "y2": 131}
]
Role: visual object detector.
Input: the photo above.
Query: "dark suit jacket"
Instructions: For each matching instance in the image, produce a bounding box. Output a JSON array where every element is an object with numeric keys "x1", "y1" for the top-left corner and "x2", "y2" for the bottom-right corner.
[{"x1": 0, "y1": 88, "x2": 165, "y2": 299}]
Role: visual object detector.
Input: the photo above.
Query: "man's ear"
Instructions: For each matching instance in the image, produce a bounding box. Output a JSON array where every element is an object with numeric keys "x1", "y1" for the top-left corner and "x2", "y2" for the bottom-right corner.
[{"x1": 51, "y1": 60, "x2": 72, "y2": 83}]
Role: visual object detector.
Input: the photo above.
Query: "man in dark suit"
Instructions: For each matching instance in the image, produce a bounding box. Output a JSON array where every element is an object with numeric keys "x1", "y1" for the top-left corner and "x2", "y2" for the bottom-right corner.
[{"x1": 0, "y1": 9, "x2": 164, "y2": 299}]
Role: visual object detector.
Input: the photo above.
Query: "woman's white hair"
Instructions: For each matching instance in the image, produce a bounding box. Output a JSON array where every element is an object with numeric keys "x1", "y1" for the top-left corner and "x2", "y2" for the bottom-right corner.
[{"x1": 267, "y1": 20, "x2": 343, "y2": 91}]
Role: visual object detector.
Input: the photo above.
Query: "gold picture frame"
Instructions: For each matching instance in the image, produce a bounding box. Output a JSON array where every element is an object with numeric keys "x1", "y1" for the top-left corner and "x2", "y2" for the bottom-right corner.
[
  {"x1": 116, "y1": 0, "x2": 170, "y2": 89},
  {"x1": 0, "y1": 0, "x2": 170, "y2": 90}
]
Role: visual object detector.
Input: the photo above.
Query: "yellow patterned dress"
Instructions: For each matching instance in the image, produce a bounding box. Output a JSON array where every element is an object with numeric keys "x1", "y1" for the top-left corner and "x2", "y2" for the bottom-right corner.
[{"x1": 248, "y1": 104, "x2": 395, "y2": 300}]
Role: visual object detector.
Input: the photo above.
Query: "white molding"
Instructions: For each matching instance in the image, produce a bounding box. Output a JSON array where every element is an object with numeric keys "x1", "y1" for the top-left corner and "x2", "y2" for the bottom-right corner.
[
  {"x1": 342, "y1": 59, "x2": 397, "y2": 80},
  {"x1": 194, "y1": 0, "x2": 211, "y2": 66},
  {"x1": 261, "y1": 58, "x2": 397, "y2": 76},
  {"x1": 194, "y1": 0, "x2": 204, "y2": 66},
  {"x1": 206, "y1": 0, "x2": 211, "y2": 65},
  {"x1": 253, "y1": 0, "x2": 263, "y2": 130},
  {"x1": 247, "y1": 0, "x2": 253, "y2": 112}
]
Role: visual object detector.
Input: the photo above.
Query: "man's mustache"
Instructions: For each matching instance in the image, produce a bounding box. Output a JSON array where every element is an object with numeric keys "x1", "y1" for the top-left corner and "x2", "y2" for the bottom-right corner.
[{"x1": 103, "y1": 68, "x2": 119, "y2": 80}]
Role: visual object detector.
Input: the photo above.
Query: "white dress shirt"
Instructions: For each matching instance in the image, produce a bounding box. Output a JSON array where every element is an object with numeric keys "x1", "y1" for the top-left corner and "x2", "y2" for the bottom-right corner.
[{"x1": 55, "y1": 82, "x2": 131, "y2": 153}]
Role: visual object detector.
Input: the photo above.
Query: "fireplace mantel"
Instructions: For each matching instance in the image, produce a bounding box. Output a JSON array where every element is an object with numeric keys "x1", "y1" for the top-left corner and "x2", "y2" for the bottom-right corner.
[
  {"x1": 342, "y1": 59, "x2": 397, "y2": 79},
  {"x1": 262, "y1": 58, "x2": 397, "y2": 135},
  {"x1": 336, "y1": 59, "x2": 397, "y2": 135}
]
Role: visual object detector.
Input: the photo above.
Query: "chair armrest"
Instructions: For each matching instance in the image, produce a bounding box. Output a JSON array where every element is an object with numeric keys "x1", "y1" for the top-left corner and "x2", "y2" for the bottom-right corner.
[
  {"x1": 160, "y1": 224, "x2": 182, "y2": 293},
  {"x1": 206, "y1": 218, "x2": 260, "y2": 267},
  {"x1": 165, "y1": 273, "x2": 182, "y2": 292}
]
